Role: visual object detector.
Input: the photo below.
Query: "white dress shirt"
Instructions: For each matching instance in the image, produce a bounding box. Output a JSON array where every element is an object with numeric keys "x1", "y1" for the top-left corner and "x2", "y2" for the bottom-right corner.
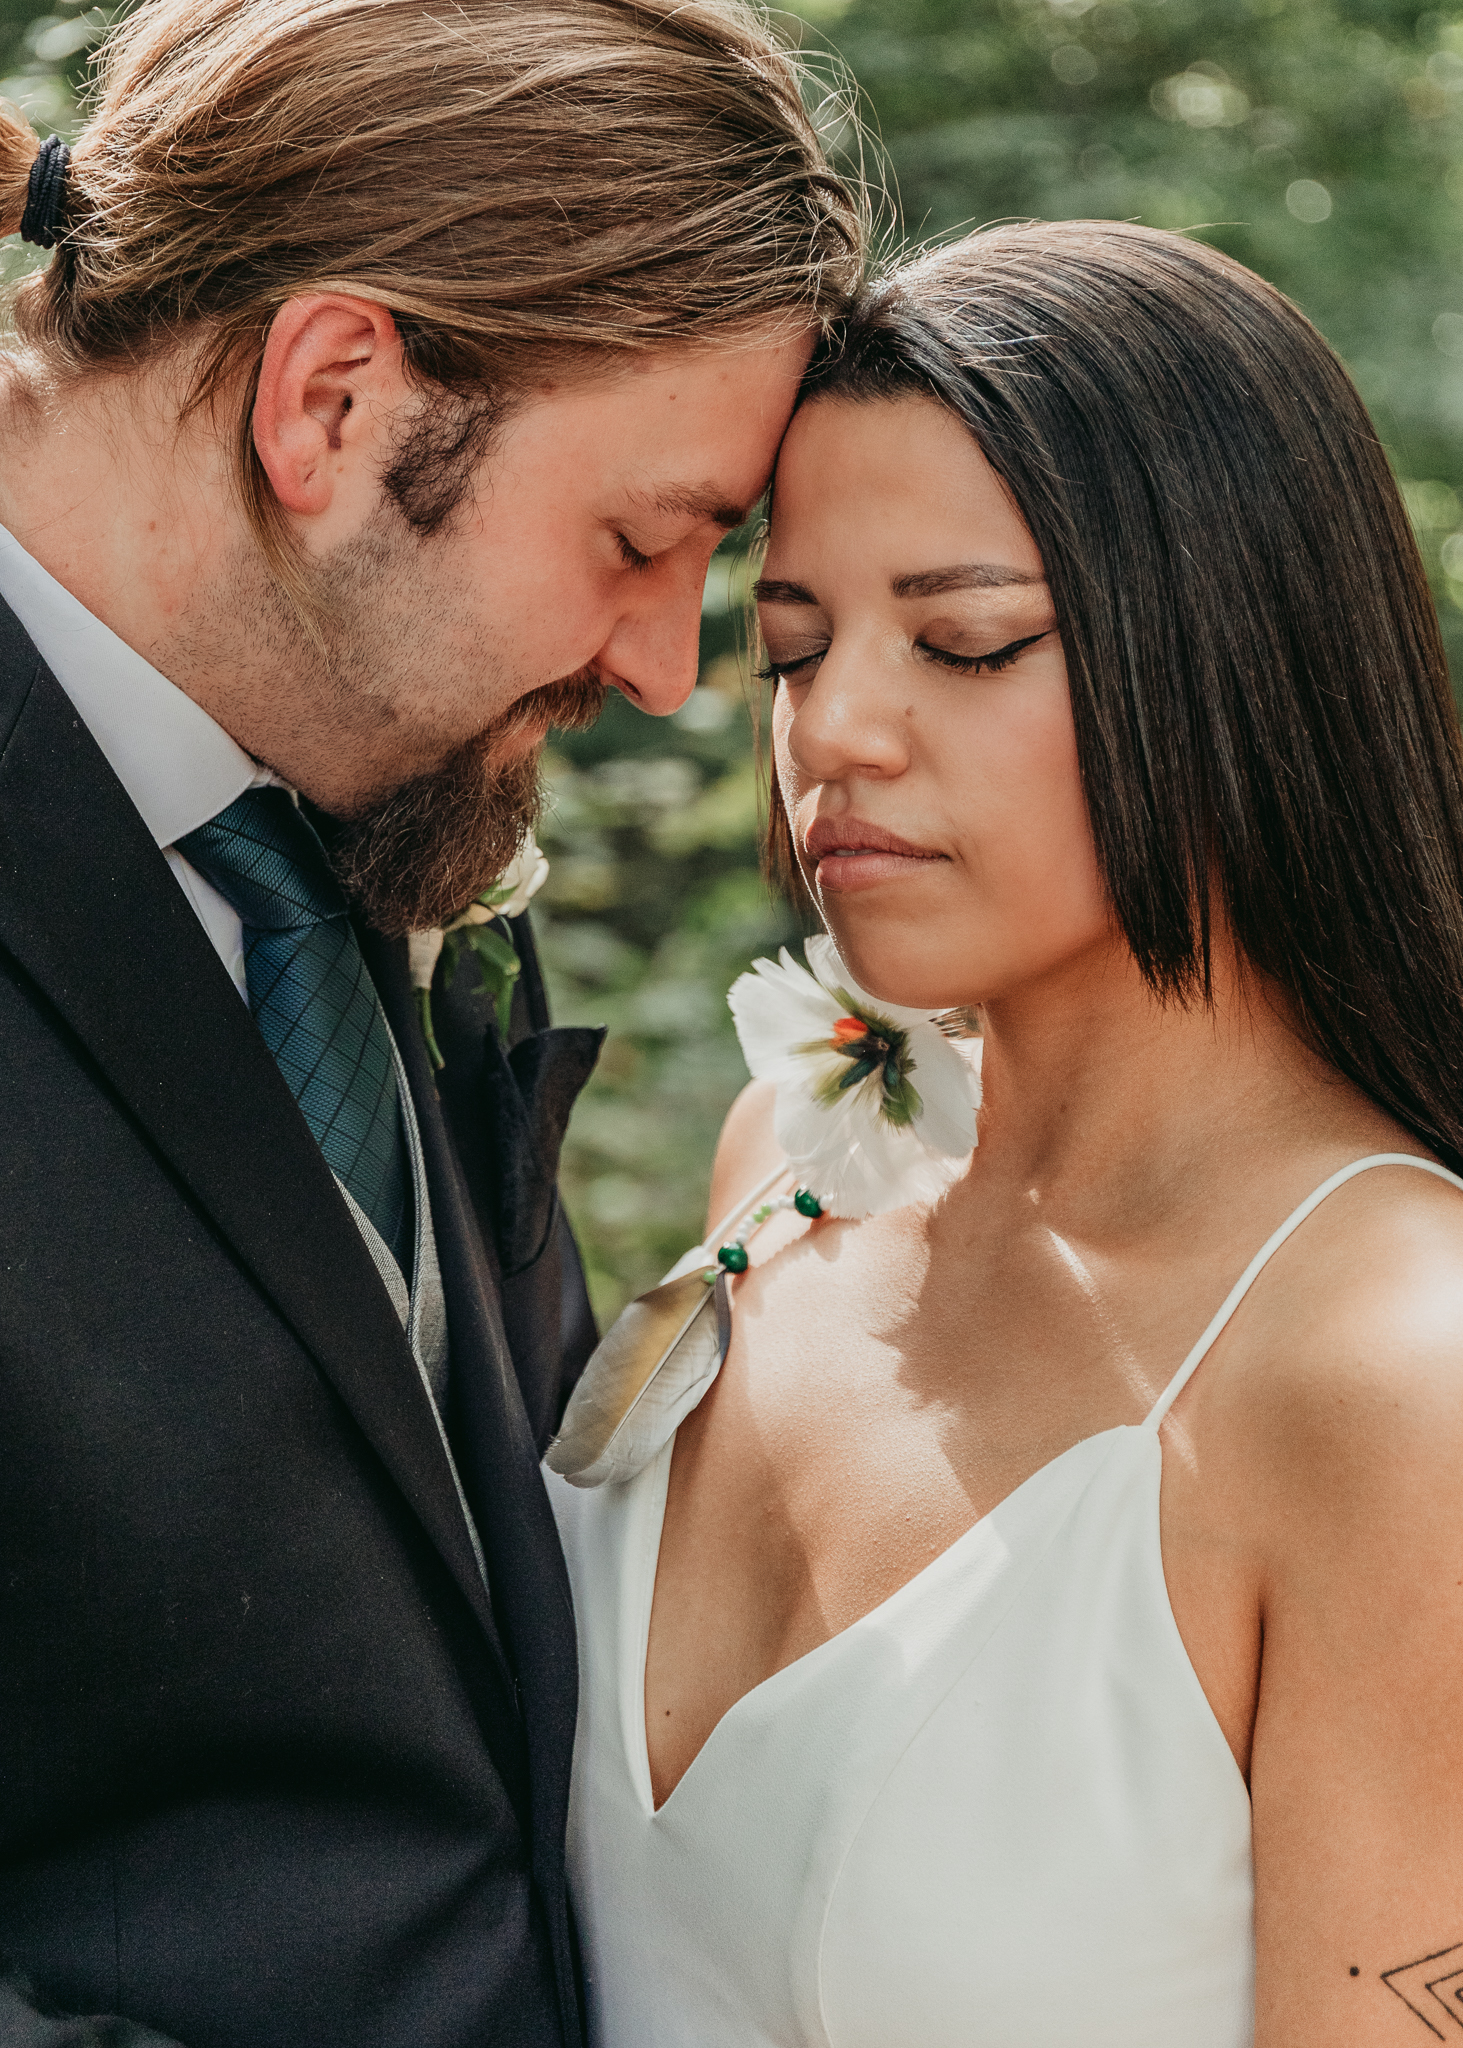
[
  {"x1": 0, "y1": 520, "x2": 476, "y2": 1545},
  {"x1": 0, "y1": 520, "x2": 279, "y2": 998},
  {"x1": 0, "y1": 518, "x2": 463, "y2": 1428}
]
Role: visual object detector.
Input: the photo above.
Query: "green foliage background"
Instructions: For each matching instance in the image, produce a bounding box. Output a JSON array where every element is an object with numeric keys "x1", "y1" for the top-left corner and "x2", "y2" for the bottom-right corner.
[
  {"x1": 547, "y1": 0, "x2": 1463, "y2": 1317},
  {"x1": 12, "y1": 0, "x2": 1463, "y2": 1314}
]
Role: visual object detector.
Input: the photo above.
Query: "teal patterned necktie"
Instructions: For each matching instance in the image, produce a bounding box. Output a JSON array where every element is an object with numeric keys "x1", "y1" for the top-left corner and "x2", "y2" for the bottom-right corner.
[{"x1": 177, "y1": 788, "x2": 411, "y2": 1269}]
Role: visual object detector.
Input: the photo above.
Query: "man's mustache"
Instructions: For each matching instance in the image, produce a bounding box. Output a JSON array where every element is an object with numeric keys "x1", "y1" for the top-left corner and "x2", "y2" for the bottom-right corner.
[
  {"x1": 325, "y1": 667, "x2": 610, "y2": 935},
  {"x1": 488, "y1": 670, "x2": 609, "y2": 752}
]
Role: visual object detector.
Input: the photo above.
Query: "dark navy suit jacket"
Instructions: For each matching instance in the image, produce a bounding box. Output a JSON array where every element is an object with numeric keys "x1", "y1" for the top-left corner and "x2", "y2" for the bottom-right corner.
[{"x1": 0, "y1": 598, "x2": 601, "y2": 2048}]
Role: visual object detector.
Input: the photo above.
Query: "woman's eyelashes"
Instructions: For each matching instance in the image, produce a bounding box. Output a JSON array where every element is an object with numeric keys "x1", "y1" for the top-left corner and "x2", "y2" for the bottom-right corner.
[
  {"x1": 919, "y1": 629, "x2": 1052, "y2": 674},
  {"x1": 756, "y1": 627, "x2": 1052, "y2": 686},
  {"x1": 755, "y1": 648, "x2": 825, "y2": 683}
]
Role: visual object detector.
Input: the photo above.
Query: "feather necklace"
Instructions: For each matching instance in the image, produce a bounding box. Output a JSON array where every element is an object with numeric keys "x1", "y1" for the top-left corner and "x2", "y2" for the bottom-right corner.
[{"x1": 545, "y1": 938, "x2": 981, "y2": 1488}]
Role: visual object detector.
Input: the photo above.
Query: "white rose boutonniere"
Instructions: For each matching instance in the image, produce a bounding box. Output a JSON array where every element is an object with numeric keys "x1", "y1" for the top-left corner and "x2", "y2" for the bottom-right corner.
[{"x1": 409, "y1": 835, "x2": 550, "y2": 1068}]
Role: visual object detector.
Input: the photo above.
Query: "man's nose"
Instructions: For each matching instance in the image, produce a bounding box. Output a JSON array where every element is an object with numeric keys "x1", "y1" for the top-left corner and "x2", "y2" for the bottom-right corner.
[{"x1": 594, "y1": 570, "x2": 707, "y2": 718}]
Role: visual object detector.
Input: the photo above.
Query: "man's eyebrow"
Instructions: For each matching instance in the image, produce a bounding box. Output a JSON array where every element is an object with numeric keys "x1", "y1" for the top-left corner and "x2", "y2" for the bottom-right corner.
[
  {"x1": 891, "y1": 564, "x2": 1046, "y2": 598},
  {"x1": 753, "y1": 577, "x2": 819, "y2": 605},
  {"x1": 632, "y1": 483, "x2": 750, "y2": 530}
]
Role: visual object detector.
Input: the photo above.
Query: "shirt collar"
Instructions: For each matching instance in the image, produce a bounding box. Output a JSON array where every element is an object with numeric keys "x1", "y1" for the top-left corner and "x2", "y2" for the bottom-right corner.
[{"x1": 0, "y1": 521, "x2": 260, "y2": 846}]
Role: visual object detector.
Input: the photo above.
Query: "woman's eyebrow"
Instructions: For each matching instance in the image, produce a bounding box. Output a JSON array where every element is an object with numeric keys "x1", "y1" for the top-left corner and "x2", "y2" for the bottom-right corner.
[
  {"x1": 753, "y1": 577, "x2": 820, "y2": 605},
  {"x1": 754, "y1": 565, "x2": 1047, "y2": 606},
  {"x1": 892, "y1": 564, "x2": 1046, "y2": 598}
]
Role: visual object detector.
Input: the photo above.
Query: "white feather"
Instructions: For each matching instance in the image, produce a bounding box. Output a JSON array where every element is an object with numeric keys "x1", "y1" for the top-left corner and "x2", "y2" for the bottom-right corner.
[{"x1": 727, "y1": 938, "x2": 980, "y2": 1218}]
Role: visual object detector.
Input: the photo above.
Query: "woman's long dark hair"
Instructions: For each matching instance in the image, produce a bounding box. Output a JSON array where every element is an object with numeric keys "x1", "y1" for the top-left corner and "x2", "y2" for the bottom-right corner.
[{"x1": 769, "y1": 219, "x2": 1463, "y2": 1173}]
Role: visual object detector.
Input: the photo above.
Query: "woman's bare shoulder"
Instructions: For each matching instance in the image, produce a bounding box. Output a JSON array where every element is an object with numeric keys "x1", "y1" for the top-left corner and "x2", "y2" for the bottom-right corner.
[
  {"x1": 704, "y1": 1078, "x2": 782, "y2": 1239},
  {"x1": 1224, "y1": 1161, "x2": 1463, "y2": 1521},
  {"x1": 1214, "y1": 1164, "x2": 1463, "y2": 2015}
]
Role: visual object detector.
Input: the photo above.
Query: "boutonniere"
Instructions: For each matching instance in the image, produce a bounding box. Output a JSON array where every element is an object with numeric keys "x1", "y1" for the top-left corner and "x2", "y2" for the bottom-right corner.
[
  {"x1": 726, "y1": 932, "x2": 980, "y2": 1218},
  {"x1": 546, "y1": 934, "x2": 979, "y2": 1489},
  {"x1": 408, "y1": 836, "x2": 550, "y2": 1069}
]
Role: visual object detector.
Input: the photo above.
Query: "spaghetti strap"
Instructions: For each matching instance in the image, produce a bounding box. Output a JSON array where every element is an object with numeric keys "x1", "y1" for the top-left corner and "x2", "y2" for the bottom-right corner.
[
  {"x1": 703, "y1": 1161, "x2": 793, "y2": 1254},
  {"x1": 653, "y1": 1161, "x2": 795, "y2": 1290},
  {"x1": 1143, "y1": 1152, "x2": 1463, "y2": 1430}
]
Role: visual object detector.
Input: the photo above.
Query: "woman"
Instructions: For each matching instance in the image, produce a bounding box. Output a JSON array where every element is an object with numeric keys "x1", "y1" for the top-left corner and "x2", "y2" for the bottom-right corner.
[{"x1": 548, "y1": 221, "x2": 1463, "y2": 2045}]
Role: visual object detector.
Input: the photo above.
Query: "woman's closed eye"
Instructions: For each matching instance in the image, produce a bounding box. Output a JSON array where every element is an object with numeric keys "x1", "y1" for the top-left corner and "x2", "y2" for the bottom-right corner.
[
  {"x1": 756, "y1": 647, "x2": 826, "y2": 683},
  {"x1": 919, "y1": 629, "x2": 1052, "y2": 675},
  {"x1": 757, "y1": 628, "x2": 1053, "y2": 687}
]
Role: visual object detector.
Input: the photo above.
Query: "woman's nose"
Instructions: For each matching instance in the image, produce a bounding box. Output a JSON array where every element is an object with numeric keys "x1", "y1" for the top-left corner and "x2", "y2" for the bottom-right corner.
[{"x1": 784, "y1": 640, "x2": 910, "y2": 785}]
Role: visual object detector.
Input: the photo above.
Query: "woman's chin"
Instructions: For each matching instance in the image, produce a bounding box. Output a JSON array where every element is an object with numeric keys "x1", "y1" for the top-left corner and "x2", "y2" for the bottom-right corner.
[{"x1": 822, "y1": 929, "x2": 971, "y2": 1015}]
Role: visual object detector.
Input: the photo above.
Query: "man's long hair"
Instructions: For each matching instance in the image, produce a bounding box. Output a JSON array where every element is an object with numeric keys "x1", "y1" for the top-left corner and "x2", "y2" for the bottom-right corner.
[{"x1": 0, "y1": 0, "x2": 864, "y2": 618}]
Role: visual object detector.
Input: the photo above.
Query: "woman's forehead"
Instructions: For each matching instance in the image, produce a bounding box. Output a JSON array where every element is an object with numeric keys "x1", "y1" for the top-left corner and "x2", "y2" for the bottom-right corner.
[{"x1": 764, "y1": 396, "x2": 1041, "y2": 588}]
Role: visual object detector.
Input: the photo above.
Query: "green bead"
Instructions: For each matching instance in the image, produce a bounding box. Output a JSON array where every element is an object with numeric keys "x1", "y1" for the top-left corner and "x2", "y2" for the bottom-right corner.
[
  {"x1": 717, "y1": 1243, "x2": 749, "y2": 1273},
  {"x1": 794, "y1": 1187, "x2": 824, "y2": 1219},
  {"x1": 702, "y1": 1268, "x2": 718, "y2": 1285}
]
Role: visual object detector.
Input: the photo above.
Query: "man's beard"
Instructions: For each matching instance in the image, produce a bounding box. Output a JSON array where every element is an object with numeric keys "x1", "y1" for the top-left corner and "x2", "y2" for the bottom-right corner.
[
  {"x1": 187, "y1": 454, "x2": 610, "y2": 935},
  {"x1": 329, "y1": 671, "x2": 606, "y2": 935}
]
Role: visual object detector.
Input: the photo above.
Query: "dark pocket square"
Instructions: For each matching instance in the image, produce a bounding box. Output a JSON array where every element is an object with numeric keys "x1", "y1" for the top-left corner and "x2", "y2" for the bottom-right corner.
[{"x1": 481, "y1": 1023, "x2": 604, "y2": 1277}]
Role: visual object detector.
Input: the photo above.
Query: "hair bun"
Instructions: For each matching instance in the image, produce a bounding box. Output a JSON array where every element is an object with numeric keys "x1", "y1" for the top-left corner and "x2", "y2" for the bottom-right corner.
[{"x1": 20, "y1": 134, "x2": 69, "y2": 247}]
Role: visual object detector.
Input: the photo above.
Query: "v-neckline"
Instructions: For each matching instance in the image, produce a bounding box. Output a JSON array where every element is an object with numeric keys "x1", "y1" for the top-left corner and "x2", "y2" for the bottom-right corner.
[{"x1": 635, "y1": 1420, "x2": 1140, "y2": 1818}]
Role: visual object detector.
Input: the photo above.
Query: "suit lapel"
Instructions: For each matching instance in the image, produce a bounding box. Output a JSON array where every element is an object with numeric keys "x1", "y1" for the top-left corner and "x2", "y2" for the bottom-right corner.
[
  {"x1": 0, "y1": 626, "x2": 505, "y2": 1676},
  {"x1": 365, "y1": 929, "x2": 583, "y2": 2048}
]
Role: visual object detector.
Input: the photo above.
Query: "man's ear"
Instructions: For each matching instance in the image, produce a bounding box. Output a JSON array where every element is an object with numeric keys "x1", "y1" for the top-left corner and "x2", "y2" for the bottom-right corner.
[{"x1": 252, "y1": 294, "x2": 405, "y2": 518}]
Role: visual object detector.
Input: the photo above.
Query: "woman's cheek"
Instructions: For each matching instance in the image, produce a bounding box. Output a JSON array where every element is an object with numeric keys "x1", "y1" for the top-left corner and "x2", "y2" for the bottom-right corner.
[
  {"x1": 772, "y1": 693, "x2": 808, "y2": 813},
  {"x1": 771, "y1": 680, "x2": 797, "y2": 762},
  {"x1": 771, "y1": 691, "x2": 816, "y2": 894}
]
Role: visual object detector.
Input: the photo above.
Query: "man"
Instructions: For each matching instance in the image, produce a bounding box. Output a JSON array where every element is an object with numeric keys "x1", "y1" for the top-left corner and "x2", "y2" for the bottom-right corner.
[{"x1": 0, "y1": 2, "x2": 861, "y2": 2042}]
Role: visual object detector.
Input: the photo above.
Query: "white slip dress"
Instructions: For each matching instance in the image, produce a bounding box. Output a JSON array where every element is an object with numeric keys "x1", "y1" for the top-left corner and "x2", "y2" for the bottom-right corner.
[{"x1": 548, "y1": 1153, "x2": 1463, "y2": 2048}]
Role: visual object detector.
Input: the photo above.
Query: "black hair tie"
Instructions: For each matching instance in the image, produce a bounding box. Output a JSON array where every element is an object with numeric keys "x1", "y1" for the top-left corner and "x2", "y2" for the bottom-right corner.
[{"x1": 20, "y1": 135, "x2": 70, "y2": 249}]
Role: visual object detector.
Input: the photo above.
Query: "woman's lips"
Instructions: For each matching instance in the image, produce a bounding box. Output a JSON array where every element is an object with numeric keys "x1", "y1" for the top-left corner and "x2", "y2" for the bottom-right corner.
[
  {"x1": 803, "y1": 823, "x2": 947, "y2": 894},
  {"x1": 814, "y1": 848, "x2": 945, "y2": 892}
]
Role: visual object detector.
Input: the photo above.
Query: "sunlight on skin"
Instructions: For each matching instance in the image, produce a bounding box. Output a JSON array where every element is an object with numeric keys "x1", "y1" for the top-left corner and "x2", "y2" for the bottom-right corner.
[
  {"x1": 645, "y1": 391, "x2": 1463, "y2": 2043},
  {"x1": 0, "y1": 309, "x2": 812, "y2": 813}
]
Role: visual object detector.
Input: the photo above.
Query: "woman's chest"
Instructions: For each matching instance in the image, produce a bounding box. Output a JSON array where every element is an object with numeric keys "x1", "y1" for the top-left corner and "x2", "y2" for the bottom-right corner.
[
  {"x1": 552, "y1": 1437, "x2": 1256, "y2": 2048},
  {"x1": 650, "y1": 1222, "x2": 1265, "y2": 1784},
  {"x1": 648, "y1": 1252, "x2": 1143, "y2": 1722}
]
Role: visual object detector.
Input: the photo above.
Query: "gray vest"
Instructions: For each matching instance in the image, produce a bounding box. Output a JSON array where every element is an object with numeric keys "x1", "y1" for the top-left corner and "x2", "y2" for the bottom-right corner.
[{"x1": 336, "y1": 1023, "x2": 487, "y2": 1588}]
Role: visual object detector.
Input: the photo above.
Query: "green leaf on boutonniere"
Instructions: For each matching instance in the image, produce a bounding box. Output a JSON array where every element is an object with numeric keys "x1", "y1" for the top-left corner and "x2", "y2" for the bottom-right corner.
[
  {"x1": 443, "y1": 917, "x2": 521, "y2": 1040},
  {"x1": 411, "y1": 840, "x2": 549, "y2": 1069},
  {"x1": 414, "y1": 984, "x2": 445, "y2": 1071}
]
